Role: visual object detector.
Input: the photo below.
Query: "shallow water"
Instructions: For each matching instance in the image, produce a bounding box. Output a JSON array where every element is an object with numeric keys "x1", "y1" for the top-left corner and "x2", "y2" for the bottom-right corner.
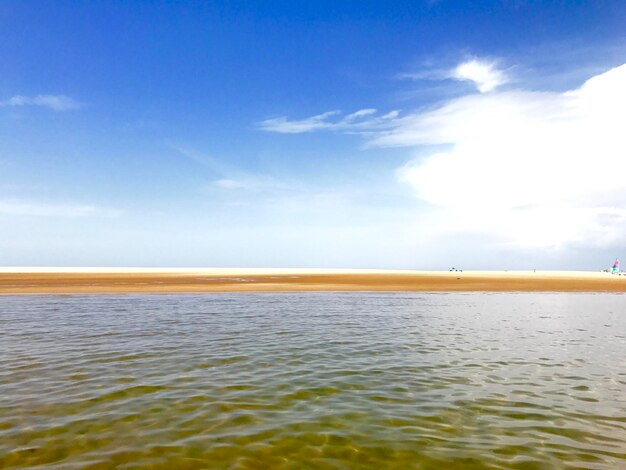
[{"x1": 0, "y1": 292, "x2": 625, "y2": 469}]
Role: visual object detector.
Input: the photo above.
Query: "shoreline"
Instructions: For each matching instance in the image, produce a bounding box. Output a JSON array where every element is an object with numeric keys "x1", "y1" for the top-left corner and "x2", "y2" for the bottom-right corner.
[{"x1": 0, "y1": 268, "x2": 624, "y2": 294}]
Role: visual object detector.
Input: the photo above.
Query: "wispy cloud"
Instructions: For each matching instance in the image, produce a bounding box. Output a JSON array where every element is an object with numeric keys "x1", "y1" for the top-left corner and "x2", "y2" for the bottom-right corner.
[
  {"x1": 212, "y1": 176, "x2": 296, "y2": 193},
  {"x1": 171, "y1": 144, "x2": 296, "y2": 194},
  {"x1": 0, "y1": 200, "x2": 122, "y2": 217},
  {"x1": 258, "y1": 110, "x2": 341, "y2": 133},
  {"x1": 258, "y1": 108, "x2": 400, "y2": 134},
  {"x1": 170, "y1": 144, "x2": 229, "y2": 173},
  {"x1": 259, "y1": 59, "x2": 509, "y2": 135},
  {"x1": 214, "y1": 179, "x2": 250, "y2": 190},
  {"x1": 0, "y1": 94, "x2": 80, "y2": 111}
]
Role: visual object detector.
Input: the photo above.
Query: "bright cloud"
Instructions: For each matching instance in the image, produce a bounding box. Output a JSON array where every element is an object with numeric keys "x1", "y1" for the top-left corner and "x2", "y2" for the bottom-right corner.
[
  {"x1": 399, "y1": 58, "x2": 508, "y2": 93},
  {"x1": 0, "y1": 94, "x2": 80, "y2": 111},
  {"x1": 452, "y1": 59, "x2": 508, "y2": 92},
  {"x1": 260, "y1": 61, "x2": 626, "y2": 249},
  {"x1": 394, "y1": 63, "x2": 626, "y2": 247}
]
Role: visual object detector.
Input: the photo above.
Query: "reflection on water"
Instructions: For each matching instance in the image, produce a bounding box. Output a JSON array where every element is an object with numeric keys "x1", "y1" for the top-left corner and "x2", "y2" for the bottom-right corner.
[{"x1": 0, "y1": 293, "x2": 625, "y2": 468}]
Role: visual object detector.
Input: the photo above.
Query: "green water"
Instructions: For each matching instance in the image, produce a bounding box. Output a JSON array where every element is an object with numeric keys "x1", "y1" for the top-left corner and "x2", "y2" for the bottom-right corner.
[{"x1": 0, "y1": 293, "x2": 625, "y2": 469}]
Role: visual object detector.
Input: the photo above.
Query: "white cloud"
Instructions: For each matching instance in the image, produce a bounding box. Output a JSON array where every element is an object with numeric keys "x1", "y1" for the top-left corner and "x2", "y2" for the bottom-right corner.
[
  {"x1": 452, "y1": 59, "x2": 508, "y2": 92},
  {"x1": 259, "y1": 60, "x2": 626, "y2": 249},
  {"x1": 394, "y1": 63, "x2": 626, "y2": 247},
  {"x1": 0, "y1": 200, "x2": 122, "y2": 217},
  {"x1": 258, "y1": 108, "x2": 399, "y2": 134},
  {"x1": 398, "y1": 57, "x2": 508, "y2": 93},
  {"x1": 259, "y1": 110, "x2": 341, "y2": 133},
  {"x1": 0, "y1": 94, "x2": 80, "y2": 111},
  {"x1": 211, "y1": 176, "x2": 292, "y2": 191},
  {"x1": 345, "y1": 108, "x2": 377, "y2": 121}
]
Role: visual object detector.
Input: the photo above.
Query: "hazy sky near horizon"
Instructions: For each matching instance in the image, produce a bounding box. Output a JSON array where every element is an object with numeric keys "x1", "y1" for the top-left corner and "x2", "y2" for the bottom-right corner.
[{"x1": 1, "y1": 1, "x2": 625, "y2": 269}]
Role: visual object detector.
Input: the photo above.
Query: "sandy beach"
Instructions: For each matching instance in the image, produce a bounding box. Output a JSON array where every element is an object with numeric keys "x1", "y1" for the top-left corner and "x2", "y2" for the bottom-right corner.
[{"x1": 0, "y1": 268, "x2": 624, "y2": 294}]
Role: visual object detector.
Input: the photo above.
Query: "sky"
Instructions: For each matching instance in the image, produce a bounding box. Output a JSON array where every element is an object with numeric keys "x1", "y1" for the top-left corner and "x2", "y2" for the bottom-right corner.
[{"x1": 1, "y1": 1, "x2": 625, "y2": 269}]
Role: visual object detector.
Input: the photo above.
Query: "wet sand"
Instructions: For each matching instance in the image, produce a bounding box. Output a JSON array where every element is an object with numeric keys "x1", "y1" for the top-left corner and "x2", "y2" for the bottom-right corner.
[{"x1": 0, "y1": 268, "x2": 624, "y2": 294}]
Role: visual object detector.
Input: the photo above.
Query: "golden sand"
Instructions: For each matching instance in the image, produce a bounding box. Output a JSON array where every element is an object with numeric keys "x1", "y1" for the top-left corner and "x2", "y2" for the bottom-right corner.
[{"x1": 0, "y1": 268, "x2": 624, "y2": 294}]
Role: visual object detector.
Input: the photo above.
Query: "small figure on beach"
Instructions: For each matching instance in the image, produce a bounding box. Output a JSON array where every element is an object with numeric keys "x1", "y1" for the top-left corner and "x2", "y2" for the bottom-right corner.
[{"x1": 612, "y1": 258, "x2": 620, "y2": 275}]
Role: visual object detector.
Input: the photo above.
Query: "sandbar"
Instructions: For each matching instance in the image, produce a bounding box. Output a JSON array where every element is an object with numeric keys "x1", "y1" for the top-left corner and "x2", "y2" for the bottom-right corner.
[{"x1": 0, "y1": 268, "x2": 624, "y2": 294}]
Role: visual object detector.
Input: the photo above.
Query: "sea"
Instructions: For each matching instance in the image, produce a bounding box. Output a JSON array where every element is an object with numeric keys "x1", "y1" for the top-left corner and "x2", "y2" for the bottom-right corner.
[{"x1": 0, "y1": 292, "x2": 625, "y2": 469}]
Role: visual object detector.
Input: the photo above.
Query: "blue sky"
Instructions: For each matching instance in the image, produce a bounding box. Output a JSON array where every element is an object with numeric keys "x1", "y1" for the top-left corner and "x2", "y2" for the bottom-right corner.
[{"x1": 1, "y1": 1, "x2": 625, "y2": 269}]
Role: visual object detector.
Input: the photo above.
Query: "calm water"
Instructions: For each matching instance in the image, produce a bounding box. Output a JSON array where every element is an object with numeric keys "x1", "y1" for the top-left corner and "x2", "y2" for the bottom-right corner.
[{"x1": 0, "y1": 293, "x2": 625, "y2": 469}]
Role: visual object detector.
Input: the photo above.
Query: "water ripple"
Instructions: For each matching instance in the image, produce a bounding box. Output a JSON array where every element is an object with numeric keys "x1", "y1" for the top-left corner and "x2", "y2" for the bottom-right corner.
[{"x1": 0, "y1": 292, "x2": 625, "y2": 468}]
